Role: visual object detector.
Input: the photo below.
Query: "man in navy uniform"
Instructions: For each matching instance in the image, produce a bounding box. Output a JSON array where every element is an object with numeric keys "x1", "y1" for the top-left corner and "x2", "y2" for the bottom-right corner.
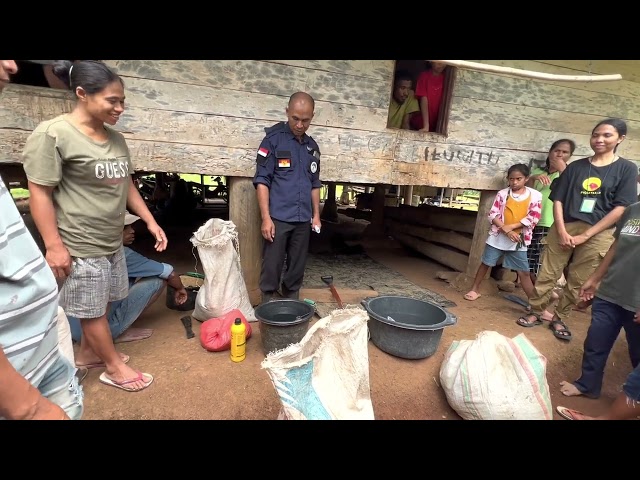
[{"x1": 253, "y1": 92, "x2": 322, "y2": 303}]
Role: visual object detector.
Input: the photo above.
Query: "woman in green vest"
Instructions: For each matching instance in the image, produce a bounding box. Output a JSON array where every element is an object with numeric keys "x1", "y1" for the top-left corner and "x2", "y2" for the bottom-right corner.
[{"x1": 526, "y1": 139, "x2": 576, "y2": 284}]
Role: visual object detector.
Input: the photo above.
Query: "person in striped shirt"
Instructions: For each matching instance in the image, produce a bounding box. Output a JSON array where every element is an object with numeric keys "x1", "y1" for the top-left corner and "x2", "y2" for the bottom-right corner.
[{"x1": 0, "y1": 60, "x2": 83, "y2": 420}]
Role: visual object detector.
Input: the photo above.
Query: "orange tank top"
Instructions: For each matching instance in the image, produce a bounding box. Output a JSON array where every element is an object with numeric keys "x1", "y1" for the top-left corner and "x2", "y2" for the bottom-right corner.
[{"x1": 504, "y1": 190, "x2": 529, "y2": 235}]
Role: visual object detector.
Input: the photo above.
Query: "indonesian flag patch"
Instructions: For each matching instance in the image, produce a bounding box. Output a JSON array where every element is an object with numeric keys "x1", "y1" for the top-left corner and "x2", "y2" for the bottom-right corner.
[{"x1": 258, "y1": 147, "x2": 269, "y2": 157}]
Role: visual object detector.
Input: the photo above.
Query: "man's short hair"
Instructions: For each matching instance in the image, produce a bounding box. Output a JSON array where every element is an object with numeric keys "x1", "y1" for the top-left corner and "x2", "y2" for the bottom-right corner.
[{"x1": 394, "y1": 69, "x2": 413, "y2": 85}]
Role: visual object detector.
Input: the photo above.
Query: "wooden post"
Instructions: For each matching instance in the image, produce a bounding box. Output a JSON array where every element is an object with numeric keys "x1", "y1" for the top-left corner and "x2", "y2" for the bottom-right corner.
[
  {"x1": 364, "y1": 184, "x2": 387, "y2": 237},
  {"x1": 466, "y1": 190, "x2": 496, "y2": 276},
  {"x1": 321, "y1": 182, "x2": 338, "y2": 222},
  {"x1": 228, "y1": 176, "x2": 262, "y2": 306},
  {"x1": 402, "y1": 185, "x2": 413, "y2": 206}
]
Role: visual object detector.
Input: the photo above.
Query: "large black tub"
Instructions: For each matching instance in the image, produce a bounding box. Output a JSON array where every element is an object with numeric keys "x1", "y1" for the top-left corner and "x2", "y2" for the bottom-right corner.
[
  {"x1": 361, "y1": 296, "x2": 457, "y2": 360},
  {"x1": 255, "y1": 299, "x2": 315, "y2": 355}
]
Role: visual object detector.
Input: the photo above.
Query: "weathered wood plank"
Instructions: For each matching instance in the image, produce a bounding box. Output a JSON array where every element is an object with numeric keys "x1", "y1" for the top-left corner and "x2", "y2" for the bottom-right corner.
[
  {"x1": 0, "y1": 128, "x2": 392, "y2": 184},
  {"x1": 0, "y1": 129, "x2": 529, "y2": 189},
  {"x1": 7, "y1": 87, "x2": 616, "y2": 165},
  {"x1": 385, "y1": 205, "x2": 476, "y2": 235},
  {"x1": 262, "y1": 60, "x2": 394, "y2": 80},
  {"x1": 119, "y1": 76, "x2": 388, "y2": 132},
  {"x1": 450, "y1": 96, "x2": 640, "y2": 141},
  {"x1": 0, "y1": 89, "x2": 399, "y2": 160},
  {"x1": 473, "y1": 60, "x2": 640, "y2": 99},
  {"x1": 393, "y1": 233, "x2": 468, "y2": 272},
  {"x1": 537, "y1": 60, "x2": 640, "y2": 84},
  {"x1": 0, "y1": 128, "x2": 552, "y2": 189},
  {"x1": 0, "y1": 86, "x2": 74, "y2": 131},
  {"x1": 386, "y1": 218, "x2": 472, "y2": 254},
  {"x1": 455, "y1": 69, "x2": 640, "y2": 122},
  {"x1": 106, "y1": 60, "x2": 392, "y2": 109},
  {"x1": 446, "y1": 119, "x2": 640, "y2": 159},
  {"x1": 1, "y1": 79, "x2": 390, "y2": 135}
]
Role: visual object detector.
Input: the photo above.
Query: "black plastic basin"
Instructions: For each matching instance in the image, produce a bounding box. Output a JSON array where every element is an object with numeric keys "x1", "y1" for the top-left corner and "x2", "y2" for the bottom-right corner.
[
  {"x1": 255, "y1": 299, "x2": 315, "y2": 355},
  {"x1": 361, "y1": 295, "x2": 457, "y2": 360}
]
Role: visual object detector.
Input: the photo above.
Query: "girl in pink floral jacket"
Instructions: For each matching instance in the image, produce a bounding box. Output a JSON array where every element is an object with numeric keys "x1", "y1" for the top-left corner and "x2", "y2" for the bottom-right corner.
[{"x1": 464, "y1": 163, "x2": 542, "y2": 302}]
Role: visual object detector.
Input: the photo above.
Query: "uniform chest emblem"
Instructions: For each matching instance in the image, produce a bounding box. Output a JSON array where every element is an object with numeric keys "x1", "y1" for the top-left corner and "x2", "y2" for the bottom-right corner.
[
  {"x1": 310, "y1": 161, "x2": 318, "y2": 173},
  {"x1": 278, "y1": 158, "x2": 291, "y2": 168}
]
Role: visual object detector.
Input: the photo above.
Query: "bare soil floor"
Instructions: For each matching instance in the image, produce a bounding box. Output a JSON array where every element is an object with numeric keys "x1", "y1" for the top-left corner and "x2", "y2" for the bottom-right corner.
[{"x1": 79, "y1": 209, "x2": 633, "y2": 420}]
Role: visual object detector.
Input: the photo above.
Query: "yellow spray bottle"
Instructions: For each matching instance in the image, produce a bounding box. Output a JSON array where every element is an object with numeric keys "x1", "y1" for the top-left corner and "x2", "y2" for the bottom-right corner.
[{"x1": 230, "y1": 318, "x2": 246, "y2": 362}]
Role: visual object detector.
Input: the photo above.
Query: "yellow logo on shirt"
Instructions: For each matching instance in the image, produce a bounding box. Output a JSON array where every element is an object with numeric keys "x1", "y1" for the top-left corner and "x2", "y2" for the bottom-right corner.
[{"x1": 582, "y1": 177, "x2": 602, "y2": 192}]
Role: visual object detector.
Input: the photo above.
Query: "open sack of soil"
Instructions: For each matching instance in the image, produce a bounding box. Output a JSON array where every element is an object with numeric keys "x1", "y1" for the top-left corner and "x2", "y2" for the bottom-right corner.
[{"x1": 190, "y1": 218, "x2": 256, "y2": 323}]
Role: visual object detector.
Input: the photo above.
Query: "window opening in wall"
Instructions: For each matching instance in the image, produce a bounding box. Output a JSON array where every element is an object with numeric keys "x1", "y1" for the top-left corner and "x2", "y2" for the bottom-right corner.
[
  {"x1": 9, "y1": 60, "x2": 72, "y2": 90},
  {"x1": 386, "y1": 60, "x2": 456, "y2": 136}
]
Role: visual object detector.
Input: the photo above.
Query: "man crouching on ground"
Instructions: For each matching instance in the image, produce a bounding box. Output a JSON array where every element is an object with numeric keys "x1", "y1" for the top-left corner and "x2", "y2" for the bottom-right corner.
[{"x1": 68, "y1": 212, "x2": 188, "y2": 362}]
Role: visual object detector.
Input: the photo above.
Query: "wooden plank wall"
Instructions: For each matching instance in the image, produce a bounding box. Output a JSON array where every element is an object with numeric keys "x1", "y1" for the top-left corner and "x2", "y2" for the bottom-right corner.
[{"x1": 1, "y1": 60, "x2": 638, "y2": 190}]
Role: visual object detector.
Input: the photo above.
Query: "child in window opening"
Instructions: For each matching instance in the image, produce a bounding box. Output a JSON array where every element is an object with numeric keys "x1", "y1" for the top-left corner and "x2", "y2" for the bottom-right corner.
[
  {"x1": 386, "y1": 69, "x2": 420, "y2": 130},
  {"x1": 409, "y1": 61, "x2": 447, "y2": 133}
]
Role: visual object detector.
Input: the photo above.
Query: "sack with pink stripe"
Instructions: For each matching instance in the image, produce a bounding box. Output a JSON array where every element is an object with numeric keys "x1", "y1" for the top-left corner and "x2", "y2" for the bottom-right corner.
[{"x1": 439, "y1": 331, "x2": 553, "y2": 420}]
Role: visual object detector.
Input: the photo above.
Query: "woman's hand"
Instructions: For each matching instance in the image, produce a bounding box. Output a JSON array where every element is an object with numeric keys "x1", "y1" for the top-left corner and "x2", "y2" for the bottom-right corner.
[
  {"x1": 146, "y1": 221, "x2": 168, "y2": 252},
  {"x1": 507, "y1": 231, "x2": 520, "y2": 243},
  {"x1": 45, "y1": 244, "x2": 72, "y2": 281},
  {"x1": 571, "y1": 233, "x2": 589, "y2": 248},
  {"x1": 558, "y1": 229, "x2": 574, "y2": 249},
  {"x1": 535, "y1": 174, "x2": 552, "y2": 186}
]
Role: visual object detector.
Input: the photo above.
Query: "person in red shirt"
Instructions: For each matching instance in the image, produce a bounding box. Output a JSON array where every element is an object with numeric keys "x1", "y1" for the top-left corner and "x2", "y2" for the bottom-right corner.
[{"x1": 410, "y1": 61, "x2": 447, "y2": 132}]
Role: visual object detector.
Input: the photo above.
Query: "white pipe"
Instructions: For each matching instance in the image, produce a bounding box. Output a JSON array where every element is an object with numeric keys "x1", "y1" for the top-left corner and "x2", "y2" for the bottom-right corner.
[{"x1": 434, "y1": 60, "x2": 622, "y2": 83}]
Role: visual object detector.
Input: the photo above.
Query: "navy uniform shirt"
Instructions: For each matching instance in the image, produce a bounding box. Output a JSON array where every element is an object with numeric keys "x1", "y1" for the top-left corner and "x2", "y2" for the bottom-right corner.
[{"x1": 253, "y1": 121, "x2": 322, "y2": 223}]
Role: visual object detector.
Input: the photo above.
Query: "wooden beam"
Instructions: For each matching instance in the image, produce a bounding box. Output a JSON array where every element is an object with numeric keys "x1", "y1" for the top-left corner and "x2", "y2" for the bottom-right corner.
[
  {"x1": 385, "y1": 219, "x2": 472, "y2": 254},
  {"x1": 392, "y1": 233, "x2": 469, "y2": 272},
  {"x1": 384, "y1": 205, "x2": 476, "y2": 235}
]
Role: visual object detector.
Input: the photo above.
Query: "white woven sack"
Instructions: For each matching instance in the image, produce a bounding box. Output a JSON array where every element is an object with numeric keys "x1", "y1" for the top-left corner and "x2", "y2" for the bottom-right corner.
[
  {"x1": 261, "y1": 307, "x2": 374, "y2": 420},
  {"x1": 439, "y1": 330, "x2": 553, "y2": 420},
  {"x1": 190, "y1": 218, "x2": 256, "y2": 322}
]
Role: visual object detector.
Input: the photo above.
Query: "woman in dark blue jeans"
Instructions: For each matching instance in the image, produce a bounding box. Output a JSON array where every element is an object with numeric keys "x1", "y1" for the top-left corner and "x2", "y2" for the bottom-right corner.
[{"x1": 558, "y1": 200, "x2": 640, "y2": 399}]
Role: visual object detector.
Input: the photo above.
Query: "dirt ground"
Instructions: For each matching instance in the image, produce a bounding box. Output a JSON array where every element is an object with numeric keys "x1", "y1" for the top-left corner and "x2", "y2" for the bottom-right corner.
[{"x1": 78, "y1": 209, "x2": 634, "y2": 420}]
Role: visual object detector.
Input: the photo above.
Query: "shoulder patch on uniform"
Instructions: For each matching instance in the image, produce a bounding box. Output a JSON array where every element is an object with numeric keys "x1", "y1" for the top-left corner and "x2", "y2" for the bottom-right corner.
[{"x1": 258, "y1": 147, "x2": 269, "y2": 157}]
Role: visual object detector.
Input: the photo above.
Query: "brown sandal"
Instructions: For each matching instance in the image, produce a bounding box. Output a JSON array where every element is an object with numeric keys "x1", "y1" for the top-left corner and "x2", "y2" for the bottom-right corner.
[
  {"x1": 516, "y1": 313, "x2": 542, "y2": 327},
  {"x1": 549, "y1": 319, "x2": 572, "y2": 341}
]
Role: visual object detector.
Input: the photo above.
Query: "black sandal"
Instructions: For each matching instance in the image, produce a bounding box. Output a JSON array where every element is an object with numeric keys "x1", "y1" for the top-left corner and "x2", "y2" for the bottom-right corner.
[
  {"x1": 549, "y1": 319, "x2": 572, "y2": 341},
  {"x1": 516, "y1": 313, "x2": 542, "y2": 327}
]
